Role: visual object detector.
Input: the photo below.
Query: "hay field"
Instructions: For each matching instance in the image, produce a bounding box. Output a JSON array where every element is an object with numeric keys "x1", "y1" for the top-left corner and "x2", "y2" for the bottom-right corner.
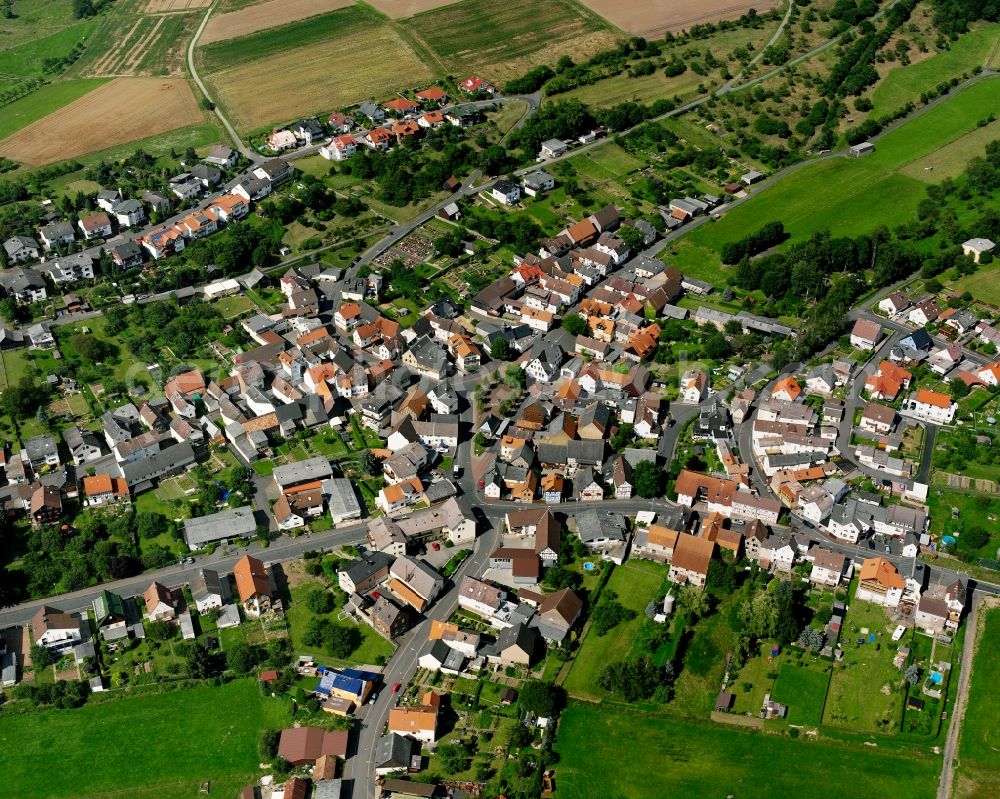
[
  {"x1": 84, "y1": 12, "x2": 191, "y2": 76},
  {"x1": 207, "y1": 25, "x2": 433, "y2": 130},
  {"x1": 145, "y1": 0, "x2": 210, "y2": 10},
  {"x1": 0, "y1": 77, "x2": 204, "y2": 165},
  {"x1": 401, "y1": 0, "x2": 619, "y2": 82},
  {"x1": 366, "y1": 0, "x2": 464, "y2": 18},
  {"x1": 578, "y1": 0, "x2": 783, "y2": 38},
  {"x1": 200, "y1": 0, "x2": 354, "y2": 44}
]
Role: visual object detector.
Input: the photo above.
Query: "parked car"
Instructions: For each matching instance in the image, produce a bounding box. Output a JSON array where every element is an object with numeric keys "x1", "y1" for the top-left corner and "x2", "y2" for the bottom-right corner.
[{"x1": 392, "y1": 682, "x2": 401, "y2": 693}]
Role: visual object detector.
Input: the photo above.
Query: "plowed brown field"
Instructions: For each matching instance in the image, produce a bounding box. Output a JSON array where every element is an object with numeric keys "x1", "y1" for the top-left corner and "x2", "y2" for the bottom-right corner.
[
  {"x1": 0, "y1": 78, "x2": 204, "y2": 165},
  {"x1": 578, "y1": 0, "x2": 783, "y2": 38},
  {"x1": 200, "y1": 0, "x2": 354, "y2": 44}
]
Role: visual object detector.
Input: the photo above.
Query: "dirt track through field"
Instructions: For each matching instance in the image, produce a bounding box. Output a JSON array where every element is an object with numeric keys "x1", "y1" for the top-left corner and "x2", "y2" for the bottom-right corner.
[
  {"x1": 366, "y1": 0, "x2": 465, "y2": 18},
  {"x1": 579, "y1": 0, "x2": 783, "y2": 37},
  {"x1": 0, "y1": 77, "x2": 204, "y2": 165},
  {"x1": 146, "y1": 0, "x2": 211, "y2": 11},
  {"x1": 91, "y1": 17, "x2": 144, "y2": 74},
  {"x1": 123, "y1": 15, "x2": 166, "y2": 73},
  {"x1": 199, "y1": 0, "x2": 354, "y2": 44}
]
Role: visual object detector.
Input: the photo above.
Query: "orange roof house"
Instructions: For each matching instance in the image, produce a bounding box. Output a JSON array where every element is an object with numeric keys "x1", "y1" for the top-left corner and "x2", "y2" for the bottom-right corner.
[
  {"x1": 865, "y1": 361, "x2": 912, "y2": 400},
  {"x1": 233, "y1": 554, "x2": 271, "y2": 615},
  {"x1": 860, "y1": 557, "x2": 905, "y2": 590},
  {"x1": 416, "y1": 86, "x2": 447, "y2": 102},
  {"x1": 626, "y1": 324, "x2": 661, "y2": 360},
  {"x1": 565, "y1": 218, "x2": 598, "y2": 246},
  {"x1": 914, "y1": 388, "x2": 951, "y2": 408},
  {"x1": 387, "y1": 690, "x2": 443, "y2": 743},
  {"x1": 164, "y1": 369, "x2": 206, "y2": 397},
  {"x1": 771, "y1": 376, "x2": 801, "y2": 402},
  {"x1": 384, "y1": 97, "x2": 420, "y2": 114}
]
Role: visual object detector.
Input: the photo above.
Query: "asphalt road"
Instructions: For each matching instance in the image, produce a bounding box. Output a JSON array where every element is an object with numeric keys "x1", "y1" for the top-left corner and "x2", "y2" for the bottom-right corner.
[{"x1": 0, "y1": 524, "x2": 366, "y2": 628}]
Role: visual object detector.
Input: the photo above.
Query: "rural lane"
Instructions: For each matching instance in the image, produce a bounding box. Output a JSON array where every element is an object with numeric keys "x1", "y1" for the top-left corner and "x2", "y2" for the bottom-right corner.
[
  {"x1": 186, "y1": 0, "x2": 256, "y2": 160},
  {"x1": 936, "y1": 594, "x2": 998, "y2": 799}
]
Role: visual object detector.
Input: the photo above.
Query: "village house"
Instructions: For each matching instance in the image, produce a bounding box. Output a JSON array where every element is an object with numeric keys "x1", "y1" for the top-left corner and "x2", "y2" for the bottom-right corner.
[
  {"x1": 233, "y1": 554, "x2": 273, "y2": 617},
  {"x1": 387, "y1": 690, "x2": 443, "y2": 745},
  {"x1": 904, "y1": 388, "x2": 957, "y2": 424},
  {"x1": 809, "y1": 547, "x2": 851, "y2": 587},
  {"x1": 850, "y1": 318, "x2": 883, "y2": 351},
  {"x1": 668, "y1": 533, "x2": 715, "y2": 588},
  {"x1": 855, "y1": 557, "x2": 905, "y2": 608}
]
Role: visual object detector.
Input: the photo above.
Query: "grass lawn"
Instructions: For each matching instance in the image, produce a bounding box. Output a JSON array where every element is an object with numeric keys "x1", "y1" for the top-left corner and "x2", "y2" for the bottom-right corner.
[
  {"x1": 0, "y1": 679, "x2": 289, "y2": 799},
  {"x1": 950, "y1": 260, "x2": 1000, "y2": 307},
  {"x1": 771, "y1": 659, "x2": 831, "y2": 726},
  {"x1": 562, "y1": 560, "x2": 667, "y2": 701},
  {"x1": 561, "y1": 67, "x2": 703, "y2": 109},
  {"x1": 286, "y1": 580, "x2": 393, "y2": 667},
  {"x1": 954, "y1": 605, "x2": 1000, "y2": 798},
  {"x1": 870, "y1": 23, "x2": 1000, "y2": 117},
  {"x1": 823, "y1": 599, "x2": 904, "y2": 735},
  {"x1": 689, "y1": 77, "x2": 1000, "y2": 255},
  {"x1": 554, "y1": 703, "x2": 941, "y2": 799},
  {"x1": 0, "y1": 21, "x2": 96, "y2": 79},
  {"x1": 0, "y1": 78, "x2": 109, "y2": 142},
  {"x1": 211, "y1": 295, "x2": 254, "y2": 319},
  {"x1": 568, "y1": 142, "x2": 644, "y2": 180},
  {"x1": 662, "y1": 237, "x2": 732, "y2": 288},
  {"x1": 0, "y1": 0, "x2": 78, "y2": 51}
]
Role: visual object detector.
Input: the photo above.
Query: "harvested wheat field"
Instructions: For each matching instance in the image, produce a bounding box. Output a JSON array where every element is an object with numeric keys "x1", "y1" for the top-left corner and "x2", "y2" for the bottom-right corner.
[
  {"x1": 85, "y1": 12, "x2": 191, "y2": 77},
  {"x1": 146, "y1": 0, "x2": 211, "y2": 11},
  {"x1": 200, "y1": 0, "x2": 354, "y2": 45},
  {"x1": 366, "y1": 0, "x2": 466, "y2": 18},
  {"x1": 401, "y1": 0, "x2": 618, "y2": 82},
  {"x1": 578, "y1": 0, "x2": 783, "y2": 38},
  {"x1": 0, "y1": 78, "x2": 203, "y2": 165},
  {"x1": 207, "y1": 25, "x2": 432, "y2": 131}
]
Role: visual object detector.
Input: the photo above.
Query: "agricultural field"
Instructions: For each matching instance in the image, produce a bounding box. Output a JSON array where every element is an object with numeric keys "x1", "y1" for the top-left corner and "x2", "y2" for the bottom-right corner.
[
  {"x1": 900, "y1": 115, "x2": 1000, "y2": 180},
  {"x1": 870, "y1": 23, "x2": 1000, "y2": 117},
  {"x1": 205, "y1": 23, "x2": 431, "y2": 132},
  {"x1": 954, "y1": 604, "x2": 1000, "y2": 799},
  {"x1": 366, "y1": 0, "x2": 462, "y2": 16},
  {"x1": 0, "y1": 77, "x2": 204, "y2": 165},
  {"x1": 400, "y1": 0, "x2": 620, "y2": 82},
  {"x1": 145, "y1": 0, "x2": 211, "y2": 10},
  {"x1": 199, "y1": 0, "x2": 353, "y2": 45},
  {"x1": 0, "y1": 77, "x2": 108, "y2": 141},
  {"x1": 196, "y1": 4, "x2": 375, "y2": 74},
  {"x1": 81, "y1": 10, "x2": 193, "y2": 77},
  {"x1": 578, "y1": 0, "x2": 782, "y2": 38},
  {"x1": 0, "y1": 20, "x2": 97, "y2": 79},
  {"x1": 0, "y1": 0, "x2": 79, "y2": 51},
  {"x1": 0, "y1": 679, "x2": 289, "y2": 799},
  {"x1": 687, "y1": 77, "x2": 1000, "y2": 259},
  {"x1": 554, "y1": 703, "x2": 941, "y2": 799},
  {"x1": 562, "y1": 559, "x2": 667, "y2": 701}
]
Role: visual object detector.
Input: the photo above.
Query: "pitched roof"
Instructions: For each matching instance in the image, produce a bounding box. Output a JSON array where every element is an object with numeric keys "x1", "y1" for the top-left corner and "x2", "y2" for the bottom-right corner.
[
  {"x1": 671, "y1": 533, "x2": 715, "y2": 575},
  {"x1": 851, "y1": 318, "x2": 882, "y2": 341},
  {"x1": 233, "y1": 554, "x2": 270, "y2": 602},
  {"x1": 914, "y1": 388, "x2": 951, "y2": 408},
  {"x1": 538, "y1": 588, "x2": 582, "y2": 627},
  {"x1": 772, "y1": 376, "x2": 801, "y2": 400},
  {"x1": 859, "y1": 557, "x2": 904, "y2": 590}
]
